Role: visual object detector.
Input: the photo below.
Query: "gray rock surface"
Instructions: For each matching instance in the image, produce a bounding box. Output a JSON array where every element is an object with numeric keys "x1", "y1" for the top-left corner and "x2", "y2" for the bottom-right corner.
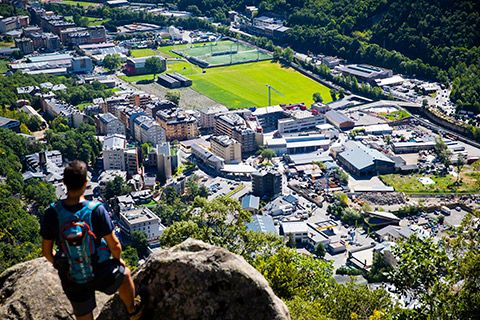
[
  {"x1": 0, "y1": 258, "x2": 108, "y2": 320},
  {"x1": 98, "y1": 239, "x2": 290, "y2": 320}
]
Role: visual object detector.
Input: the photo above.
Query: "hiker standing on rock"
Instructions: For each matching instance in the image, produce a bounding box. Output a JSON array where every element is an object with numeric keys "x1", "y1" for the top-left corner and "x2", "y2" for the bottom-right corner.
[{"x1": 40, "y1": 160, "x2": 143, "y2": 320}]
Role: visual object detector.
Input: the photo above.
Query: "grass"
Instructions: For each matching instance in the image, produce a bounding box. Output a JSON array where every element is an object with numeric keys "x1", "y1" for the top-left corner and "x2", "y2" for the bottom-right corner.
[
  {"x1": 0, "y1": 41, "x2": 14, "y2": 48},
  {"x1": 0, "y1": 60, "x2": 9, "y2": 73},
  {"x1": 130, "y1": 48, "x2": 157, "y2": 58},
  {"x1": 121, "y1": 60, "x2": 332, "y2": 109},
  {"x1": 380, "y1": 170, "x2": 480, "y2": 194},
  {"x1": 379, "y1": 109, "x2": 411, "y2": 121},
  {"x1": 76, "y1": 102, "x2": 91, "y2": 110},
  {"x1": 119, "y1": 73, "x2": 155, "y2": 83},
  {"x1": 60, "y1": 0, "x2": 102, "y2": 7},
  {"x1": 178, "y1": 60, "x2": 332, "y2": 109}
]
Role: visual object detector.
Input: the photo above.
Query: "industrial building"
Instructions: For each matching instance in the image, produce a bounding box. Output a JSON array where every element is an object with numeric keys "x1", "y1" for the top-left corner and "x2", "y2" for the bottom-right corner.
[
  {"x1": 156, "y1": 73, "x2": 181, "y2": 88},
  {"x1": 337, "y1": 141, "x2": 395, "y2": 176},
  {"x1": 325, "y1": 110, "x2": 355, "y2": 130},
  {"x1": 166, "y1": 73, "x2": 192, "y2": 86},
  {"x1": 336, "y1": 64, "x2": 393, "y2": 83}
]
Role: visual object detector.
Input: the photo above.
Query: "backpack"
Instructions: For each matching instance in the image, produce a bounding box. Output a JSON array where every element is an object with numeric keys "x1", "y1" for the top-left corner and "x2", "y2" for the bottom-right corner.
[{"x1": 52, "y1": 201, "x2": 111, "y2": 284}]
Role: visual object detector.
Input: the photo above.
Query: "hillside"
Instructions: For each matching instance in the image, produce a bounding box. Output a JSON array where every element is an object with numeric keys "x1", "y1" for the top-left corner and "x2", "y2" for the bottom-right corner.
[{"x1": 176, "y1": 0, "x2": 480, "y2": 112}]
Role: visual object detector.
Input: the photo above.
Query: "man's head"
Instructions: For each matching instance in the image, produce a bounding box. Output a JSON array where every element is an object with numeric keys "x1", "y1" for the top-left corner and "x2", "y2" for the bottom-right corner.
[{"x1": 63, "y1": 160, "x2": 88, "y2": 195}]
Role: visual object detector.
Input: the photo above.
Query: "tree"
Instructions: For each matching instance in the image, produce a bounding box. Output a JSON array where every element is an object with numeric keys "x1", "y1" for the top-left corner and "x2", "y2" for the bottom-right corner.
[
  {"x1": 330, "y1": 88, "x2": 338, "y2": 101},
  {"x1": 165, "y1": 90, "x2": 180, "y2": 105},
  {"x1": 434, "y1": 135, "x2": 451, "y2": 167},
  {"x1": 23, "y1": 178, "x2": 56, "y2": 214},
  {"x1": 186, "y1": 4, "x2": 201, "y2": 16},
  {"x1": 260, "y1": 148, "x2": 276, "y2": 162},
  {"x1": 122, "y1": 245, "x2": 139, "y2": 272},
  {"x1": 103, "y1": 176, "x2": 130, "y2": 200},
  {"x1": 312, "y1": 92, "x2": 323, "y2": 103},
  {"x1": 103, "y1": 53, "x2": 122, "y2": 72},
  {"x1": 144, "y1": 56, "x2": 164, "y2": 80},
  {"x1": 253, "y1": 247, "x2": 334, "y2": 300},
  {"x1": 281, "y1": 47, "x2": 294, "y2": 64},
  {"x1": 130, "y1": 230, "x2": 149, "y2": 258},
  {"x1": 315, "y1": 242, "x2": 326, "y2": 258},
  {"x1": 455, "y1": 153, "x2": 466, "y2": 184}
]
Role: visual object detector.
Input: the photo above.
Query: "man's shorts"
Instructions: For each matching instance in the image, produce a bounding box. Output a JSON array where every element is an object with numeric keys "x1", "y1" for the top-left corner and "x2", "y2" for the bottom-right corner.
[{"x1": 56, "y1": 259, "x2": 126, "y2": 317}]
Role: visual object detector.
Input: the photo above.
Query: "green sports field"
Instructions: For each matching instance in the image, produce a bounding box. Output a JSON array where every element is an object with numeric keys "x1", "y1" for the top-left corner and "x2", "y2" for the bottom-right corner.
[
  {"x1": 130, "y1": 48, "x2": 157, "y2": 58},
  {"x1": 178, "y1": 60, "x2": 331, "y2": 108},
  {"x1": 122, "y1": 60, "x2": 331, "y2": 108}
]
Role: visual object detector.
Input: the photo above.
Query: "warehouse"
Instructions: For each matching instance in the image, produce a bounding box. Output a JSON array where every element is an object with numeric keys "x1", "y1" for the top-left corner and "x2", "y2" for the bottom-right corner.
[
  {"x1": 325, "y1": 110, "x2": 355, "y2": 130},
  {"x1": 167, "y1": 73, "x2": 192, "y2": 86},
  {"x1": 337, "y1": 141, "x2": 395, "y2": 176},
  {"x1": 157, "y1": 74, "x2": 181, "y2": 88}
]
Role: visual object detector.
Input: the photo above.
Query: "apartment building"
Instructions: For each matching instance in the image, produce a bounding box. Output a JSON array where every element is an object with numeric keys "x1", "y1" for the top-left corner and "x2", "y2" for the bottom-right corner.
[
  {"x1": 156, "y1": 108, "x2": 199, "y2": 141},
  {"x1": 210, "y1": 135, "x2": 241, "y2": 163}
]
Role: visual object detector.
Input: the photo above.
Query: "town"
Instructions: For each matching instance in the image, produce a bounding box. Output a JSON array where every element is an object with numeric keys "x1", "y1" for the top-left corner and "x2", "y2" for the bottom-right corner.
[{"x1": 0, "y1": 0, "x2": 479, "y2": 319}]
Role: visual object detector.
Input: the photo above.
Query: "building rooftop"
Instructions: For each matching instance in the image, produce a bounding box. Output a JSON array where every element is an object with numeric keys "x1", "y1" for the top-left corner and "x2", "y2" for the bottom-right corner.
[
  {"x1": 280, "y1": 221, "x2": 308, "y2": 234},
  {"x1": 246, "y1": 214, "x2": 277, "y2": 234},
  {"x1": 241, "y1": 195, "x2": 260, "y2": 210},
  {"x1": 103, "y1": 134, "x2": 126, "y2": 150},
  {"x1": 339, "y1": 141, "x2": 394, "y2": 171}
]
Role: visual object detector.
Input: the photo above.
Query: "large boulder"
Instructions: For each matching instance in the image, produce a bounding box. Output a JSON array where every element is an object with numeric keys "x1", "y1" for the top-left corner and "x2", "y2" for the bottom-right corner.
[
  {"x1": 98, "y1": 239, "x2": 290, "y2": 320},
  {"x1": 0, "y1": 258, "x2": 108, "y2": 320}
]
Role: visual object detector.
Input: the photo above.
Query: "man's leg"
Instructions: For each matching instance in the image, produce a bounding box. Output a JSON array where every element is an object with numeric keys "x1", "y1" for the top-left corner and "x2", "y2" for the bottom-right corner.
[
  {"x1": 118, "y1": 267, "x2": 136, "y2": 314},
  {"x1": 76, "y1": 312, "x2": 94, "y2": 320}
]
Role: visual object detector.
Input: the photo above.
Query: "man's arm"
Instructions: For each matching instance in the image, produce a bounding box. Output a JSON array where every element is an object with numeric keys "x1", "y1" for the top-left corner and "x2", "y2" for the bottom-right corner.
[
  {"x1": 42, "y1": 239, "x2": 55, "y2": 264},
  {"x1": 104, "y1": 232, "x2": 123, "y2": 262}
]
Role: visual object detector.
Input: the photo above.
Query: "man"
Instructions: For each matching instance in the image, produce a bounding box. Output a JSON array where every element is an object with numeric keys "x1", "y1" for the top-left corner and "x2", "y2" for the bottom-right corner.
[{"x1": 41, "y1": 160, "x2": 143, "y2": 320}]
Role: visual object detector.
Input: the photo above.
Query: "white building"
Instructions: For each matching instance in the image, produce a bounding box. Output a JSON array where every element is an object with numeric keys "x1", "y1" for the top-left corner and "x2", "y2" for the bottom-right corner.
[
  {"x1": 102, "y1": 134, "x2": 139, "y2": 176},
  {"x1": 119, "y1": 207, "x2": 163, "y2": 243},
  {"x1": 199, "y1": 105, "x2": 228, "y2": 130},
  {"x1": 279, "y1": 221, "x2": 308, "y2": 244},
  {"x1": 278, "y1": 110, "x2": 326, "y2": 134},
  {"x1": 133, "y1": 115, "x2": 166, "y2": 146}
]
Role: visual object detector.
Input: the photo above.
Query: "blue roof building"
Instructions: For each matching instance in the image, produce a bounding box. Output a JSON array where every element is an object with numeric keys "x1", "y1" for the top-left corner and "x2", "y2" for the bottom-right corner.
[
  {"x1": 241, "y1": 194, "x2": 260, "y2": 211},
  {"x1": 246, "y1": 215, "x2": 277, "y2": 234}
]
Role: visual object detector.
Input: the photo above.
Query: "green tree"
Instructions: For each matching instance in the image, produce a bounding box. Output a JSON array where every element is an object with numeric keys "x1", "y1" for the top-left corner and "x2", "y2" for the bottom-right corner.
[
  {"x1": 23, "y1": 178, "x2": 57, "y2": 214},
  {"x1": 165, "y1": 90, "x2": 180, "y2": 105},
  {"x1": 434, "y1": 135, "x2": 452, "y2": 167},
  {"x1": 103, "y1": 53, "x2": 123, "y2": 72},
  {"x1": 130, "y1": 230, "x2": 149, "y2": 258},
  {"x1": 312, "y1": 92, "x2": 323, "y2": 103},
  {"x1": 253, "y1": 247, "x2": 334, "y2": 300},
  {"x1": 315, "y1": 242, "x2": 326, "y2": 258},
  {"x1": 260, "y1": 148, "x2": 276, "y2": 162},
  {"x1": 455, "y1": 153, "x2": 466, "y2": 184},
  {"x1": 330, "y1": 88, "x2": 337, "y2": 101},
  {"x1": 144, "y1": 56, "x2": 164, "y2": 80},
  {"x1": 122, "y1": 245, "x2": 139, "y2": 272},
  {"x1": 103, "y1": 176, "x2": 131, "y2": 200}
]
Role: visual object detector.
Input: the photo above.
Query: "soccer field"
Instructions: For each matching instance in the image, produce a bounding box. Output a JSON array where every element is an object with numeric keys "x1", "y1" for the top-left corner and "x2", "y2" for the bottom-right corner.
[
  {"x1": 168, "y1": 40, "x2": 272, "y2": 67},
  {"x1": 173, "y1": 60, "x2": 332, "y2": 109}
]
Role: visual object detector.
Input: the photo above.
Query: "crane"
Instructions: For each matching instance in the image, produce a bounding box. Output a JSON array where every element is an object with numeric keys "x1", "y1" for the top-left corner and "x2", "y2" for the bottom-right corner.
[{"x1": 266, "y1": 84, "x2": 283, "y2": 106}]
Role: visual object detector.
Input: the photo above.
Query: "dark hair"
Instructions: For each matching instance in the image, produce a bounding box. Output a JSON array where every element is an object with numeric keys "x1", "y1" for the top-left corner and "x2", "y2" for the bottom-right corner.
[{"x1": 63, "y1": 160, "x2": 88, "y2": 191}]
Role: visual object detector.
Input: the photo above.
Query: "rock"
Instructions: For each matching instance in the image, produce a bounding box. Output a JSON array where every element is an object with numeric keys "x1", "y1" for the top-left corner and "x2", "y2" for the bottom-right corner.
[
  {"x1": 0, "y1": 258, "x2": 108, "y2": 320},
  {"x1": 98, "y1": 239, "x2": 290, "y2": 320}
]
